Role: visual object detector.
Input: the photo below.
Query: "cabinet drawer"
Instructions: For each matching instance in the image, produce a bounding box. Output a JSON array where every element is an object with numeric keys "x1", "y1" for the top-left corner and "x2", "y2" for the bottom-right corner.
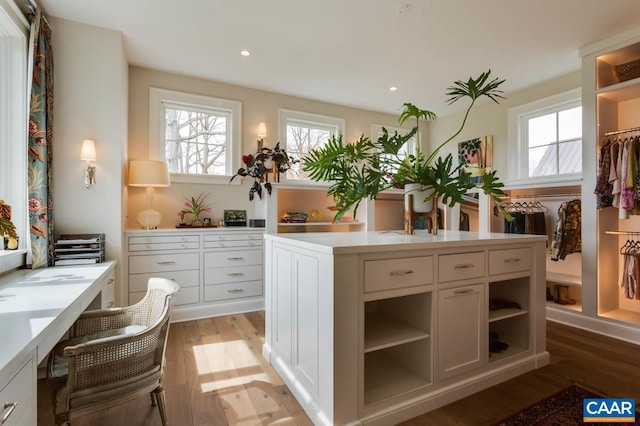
[
  {"x1": 0, "y1": 356, "x2": 34, "y2": 426},
  {"x1": 204, "y1": 265, "x2": 263, "y2": 285},
  {"x1": 489, "y1": 248, "x2": 532, "y2": 275},
  {"x1": 439, "y1": 252, "x2": 485, "y2": 283},
  {"x1": 204, "y1": 280, "x2": 263, "y2": 302},
  {"x1": 129, "y1": 270, "x2": 199, "y2": 292},
  {"x1": 203, "y1": 233, "x2": 263, "y2": 242},
  {"x1": 129, "y1": 235, "x2": 200, "y2": 245},
  {"x1": 204, "y1": 249, "x2": 263, "y2": 268},
  {"x1": 130, "y1": 285, "x2": 200, "y2": 306},
  {"x1": 128, "y1": 241, "x2": 200, "y2": 252},
  {"x1": 129, "y1": 253, "x2": 199, "y2": 274},
  {"x1": 203, "y1": 240, "x2": 263, "y2": 249},
  {"x1": 364, "y1": 256, "x2": 434, "y2": 292}
]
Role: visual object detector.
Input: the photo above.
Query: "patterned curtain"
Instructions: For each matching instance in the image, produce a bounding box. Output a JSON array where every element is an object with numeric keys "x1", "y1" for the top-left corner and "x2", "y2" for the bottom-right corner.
[{"x1": 27, "y1": 9, "x2": 54, "y2": 268}]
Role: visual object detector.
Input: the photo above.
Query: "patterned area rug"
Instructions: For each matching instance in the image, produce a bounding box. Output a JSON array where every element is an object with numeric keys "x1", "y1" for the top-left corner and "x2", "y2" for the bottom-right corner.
[{"x1": 496, "y1": 385, "x2": 637, "y2": 426}]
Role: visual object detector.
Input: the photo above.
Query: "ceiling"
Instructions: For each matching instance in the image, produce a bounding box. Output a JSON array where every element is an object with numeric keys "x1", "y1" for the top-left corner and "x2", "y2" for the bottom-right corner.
[{"x1": 38, "y1": 0, "x2": 640, "y2": 116}]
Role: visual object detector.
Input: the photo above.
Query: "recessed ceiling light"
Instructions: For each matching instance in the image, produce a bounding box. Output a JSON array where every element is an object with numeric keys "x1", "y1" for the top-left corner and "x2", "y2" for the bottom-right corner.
[
  {"x1": 240, "y1": 50, "x2": 251, "y2": 57},
  {"x1": 389, "y1": 86, "x2": 398, "y2": 91},
  {"x1": 396, "y1": 3, "x2": 412, "y2": 14}
]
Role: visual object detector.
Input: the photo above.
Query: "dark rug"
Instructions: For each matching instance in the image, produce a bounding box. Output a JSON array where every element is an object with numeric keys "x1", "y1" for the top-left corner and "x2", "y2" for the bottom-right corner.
[{"x1": 496, "y1": 385, "x2": 638, "y2": 425}]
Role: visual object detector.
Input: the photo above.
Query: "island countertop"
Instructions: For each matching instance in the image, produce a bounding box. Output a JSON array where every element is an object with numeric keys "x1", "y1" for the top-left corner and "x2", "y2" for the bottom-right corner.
[{"x1": 264, "y1": 229, "x2": 547, "y2": 254}]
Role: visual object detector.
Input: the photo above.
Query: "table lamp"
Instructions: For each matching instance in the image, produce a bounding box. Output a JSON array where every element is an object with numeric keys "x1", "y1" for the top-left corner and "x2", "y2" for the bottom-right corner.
[{"x1": 128, "y1": 160, "x2": 170, "y2": 229}]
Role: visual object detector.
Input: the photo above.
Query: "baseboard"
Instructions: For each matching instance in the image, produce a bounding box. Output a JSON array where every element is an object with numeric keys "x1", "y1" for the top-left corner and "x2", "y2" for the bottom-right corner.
[
  {"x1": 547, "y1": 306, "x2": 640, "y2": 345},
  {"x1": 170, "y1": 298, "x2": 264, "y2": 322}
]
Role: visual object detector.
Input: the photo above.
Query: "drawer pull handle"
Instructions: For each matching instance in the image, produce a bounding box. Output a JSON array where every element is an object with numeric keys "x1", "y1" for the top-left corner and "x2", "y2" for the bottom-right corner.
[
  {"x1": 157, "y1": 261, "x2": 176, "y2": 265},
  {"x1": 504, "y1": 258, "x2": 521, "y2": 263},
  {"x1": 228, "y1": 273, "x2": 244, "y2": 277},
  {"x1": 107, "y1": 301, "x2": 114, "y2": 308},
  {"x1": 454, "y1": 289, "x2": 474, "y2": 294},
  {"x1": 454, "y1": 263, "x2": 474, "y2": 269},
  {"x1": 227, "y1": 289, "x2": 244, "y2": 294},
  {"x1": 1, "y1": 402, "x2": 17, "y2": 424},
  {"x1": 390, "y1": 270, "x2": 414, "y2": 276},
  {"x1": 228, "y1": 257, "x2": 244, "y2": 260},
  {"x1": 107, "y1": 278, "x2": 114, "y2": 284}
]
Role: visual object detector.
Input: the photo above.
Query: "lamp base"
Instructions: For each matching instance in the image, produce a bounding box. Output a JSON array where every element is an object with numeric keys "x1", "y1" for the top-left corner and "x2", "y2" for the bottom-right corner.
[{"x1": 137, "y1": 208, "x2": 161, "y2": 229}]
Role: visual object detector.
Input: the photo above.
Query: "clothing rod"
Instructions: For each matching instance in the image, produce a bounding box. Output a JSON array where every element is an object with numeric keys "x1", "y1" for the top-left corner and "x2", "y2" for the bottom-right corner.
[
  {"x1": 498, "y1": 193, "x2": 581, "y2": 200},
  {"x1": 603, "y1": 126, "x2": 640, "y2": 137},
  {"x1": 605, "y1": 230, "x2": 640, "y2": 235}
]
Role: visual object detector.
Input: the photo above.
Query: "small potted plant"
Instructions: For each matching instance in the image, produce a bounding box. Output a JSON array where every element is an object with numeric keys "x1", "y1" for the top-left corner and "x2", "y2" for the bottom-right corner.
[
  {"x1": 230, "y1": 142, "x2": 298, "y2": 201},
  {"x1": 303, "y1": 70, "x2": 508, "y2": 226},
  {"x1": 179, "y1": 192, "x2": 212, "y2": 226}
]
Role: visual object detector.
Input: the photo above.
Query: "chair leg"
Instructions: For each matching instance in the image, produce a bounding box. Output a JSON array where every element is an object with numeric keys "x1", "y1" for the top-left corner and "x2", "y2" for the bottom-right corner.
[
  {"x1": 151, "y1": 391, "x2": 157, "y2": 406},
  {"x1": 154, "y1": 387, "x2": 168, "y2": 426}
]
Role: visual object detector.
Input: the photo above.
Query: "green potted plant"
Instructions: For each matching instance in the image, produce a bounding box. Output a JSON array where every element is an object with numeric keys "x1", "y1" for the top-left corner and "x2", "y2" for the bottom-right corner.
[{"x1": 303, "y1": 70, "x2": 508, "y2": 224}]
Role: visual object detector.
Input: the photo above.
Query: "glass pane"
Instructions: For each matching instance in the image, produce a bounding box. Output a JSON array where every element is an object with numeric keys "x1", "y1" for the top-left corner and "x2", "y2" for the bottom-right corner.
[
  {"x1": 559, "y1": 106, "x2": 582, "y2": 141},
  {"x1": 286, "y1": 123, "x2": 332, "y2": 179},
  {"x1": 559, "y1": 140, "x2": 582, "y2": 174},
  {"x1": 164, "y1": 107, "x2": 227, "y2": 175},
  {"x1": 528, "y1": 113, "x2": 557, "y2": 148},
  {"x1": 529, "y1": 145, "x2": 557, "y2": 177}
]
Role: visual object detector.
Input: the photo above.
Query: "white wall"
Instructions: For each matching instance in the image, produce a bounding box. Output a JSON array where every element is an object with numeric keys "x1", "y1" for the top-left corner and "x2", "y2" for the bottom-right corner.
[{"x1": 50, "y1": 17, "x2": 127, "y2": 302}]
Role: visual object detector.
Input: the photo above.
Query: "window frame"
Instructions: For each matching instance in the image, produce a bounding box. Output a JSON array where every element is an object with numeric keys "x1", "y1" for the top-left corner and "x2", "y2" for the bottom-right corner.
[
  {"x1": 149, "y1": 87, "x2": 242, "y2": 185},
  {"x1": 507, "y1": 88, "x2": 582, "y2": 187},
  {"x1": 278, "y1": 108, "x2": 345, "y2": 183}
]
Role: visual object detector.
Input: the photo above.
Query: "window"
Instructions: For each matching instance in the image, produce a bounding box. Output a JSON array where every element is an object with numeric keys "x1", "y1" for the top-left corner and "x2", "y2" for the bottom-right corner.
[
  {"x1": 508, "y1": 89, "x2": 582, "y2": 185},
  {"x1": 149, "y1": 88, "x2": 241, "y2": 184},
  {"x1": 372, "y1": 124, "x2": 417, "y2": 180},
  {"x1": 279, "y1": 109, "x2": 345, "y2": 180}
]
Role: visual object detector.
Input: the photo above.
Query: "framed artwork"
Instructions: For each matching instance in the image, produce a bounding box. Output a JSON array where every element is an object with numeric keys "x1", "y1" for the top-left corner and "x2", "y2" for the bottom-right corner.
[
  {"x1": 458, "y1": 135, "x2": 493, "y2": 184},
  {"x1": 224, "y1": 209, "x2": 247, "y2": 227}
]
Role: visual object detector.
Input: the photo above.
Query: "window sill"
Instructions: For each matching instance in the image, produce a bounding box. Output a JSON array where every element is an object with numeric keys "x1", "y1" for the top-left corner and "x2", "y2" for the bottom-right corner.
[
  {"x1": 504, "y1": 176, "x2": 582, "y2": 190},
  {"x1": 0, "y1": 250, "x2": 26, "y2": 275}
]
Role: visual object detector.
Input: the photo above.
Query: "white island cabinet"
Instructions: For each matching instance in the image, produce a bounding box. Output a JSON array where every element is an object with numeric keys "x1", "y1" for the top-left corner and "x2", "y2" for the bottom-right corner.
[{"x1": 263, "y1": 230, "x2": 548, "y2": 426}]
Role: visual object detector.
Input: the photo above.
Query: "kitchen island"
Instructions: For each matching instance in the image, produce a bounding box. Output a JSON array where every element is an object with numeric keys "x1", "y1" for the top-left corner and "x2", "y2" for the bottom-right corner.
[{"x1": 263, "y1": 230, "x2": 548, "y2": 426}]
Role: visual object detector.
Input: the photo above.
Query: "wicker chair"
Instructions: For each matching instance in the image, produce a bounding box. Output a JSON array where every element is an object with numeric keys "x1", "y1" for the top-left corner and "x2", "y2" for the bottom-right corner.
[{"x1": 48, "y1": 277, "x2": 180, "y2": 426}]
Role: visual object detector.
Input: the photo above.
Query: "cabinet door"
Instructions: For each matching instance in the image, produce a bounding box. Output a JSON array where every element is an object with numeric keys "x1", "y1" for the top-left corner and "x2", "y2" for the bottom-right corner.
[{"x1": 437, "y1": 283, "x2": 485, "y2": 380}]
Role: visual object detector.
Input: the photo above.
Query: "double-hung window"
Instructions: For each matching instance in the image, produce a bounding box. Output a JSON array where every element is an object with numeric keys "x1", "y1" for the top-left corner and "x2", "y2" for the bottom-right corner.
[
  {"x1": 149, "y1": 88, "x2": 241, "y2": 184},
  {"x1": 508, "y1": 88, "x2": 582, "y2": 185},
  {"x1": 279, "y1": 109, "x2": 345, "y2": 181}
]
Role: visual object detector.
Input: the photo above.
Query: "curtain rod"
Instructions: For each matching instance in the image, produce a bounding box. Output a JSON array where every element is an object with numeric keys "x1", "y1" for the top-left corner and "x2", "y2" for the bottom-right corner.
[{"x1": 603, "y1": 126, "x2": 640, "y2": 137}]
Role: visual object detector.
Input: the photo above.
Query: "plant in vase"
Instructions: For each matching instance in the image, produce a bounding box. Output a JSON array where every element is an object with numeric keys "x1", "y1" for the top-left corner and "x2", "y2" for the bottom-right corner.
[
  {"x1": 230, "y1": 142, "x2": 299, "y2": 201},
  {"x1": 180, "y1": 192, "x2": 212, "y2": 225},
  {"x1": 0, "y1": 199, "x2": 18, "y2": 249},
  {"x1": 303, "y1": 70, "x2": 509, "y2": 226}
]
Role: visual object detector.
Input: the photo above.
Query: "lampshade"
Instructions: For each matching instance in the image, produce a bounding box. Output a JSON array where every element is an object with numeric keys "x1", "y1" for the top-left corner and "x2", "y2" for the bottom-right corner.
[
  {"x1": 257, "y1": 122, "x2": 267, "y2": 138},
  {"x1": 128, "y1": 160, "x2": 170, "y2": 187},
  {"x1": 80, "y1": 139, "x2": 96, "y2": 161}
]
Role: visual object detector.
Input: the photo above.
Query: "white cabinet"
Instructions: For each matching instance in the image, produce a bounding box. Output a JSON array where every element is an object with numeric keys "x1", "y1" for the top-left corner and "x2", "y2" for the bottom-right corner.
[
  {"x1": 437, "y1": 283, "x2": 485, "y2": 380},
  {"x1": 125, "y1": 228, "x2": 265, "y2": 321},
  {"x1": 100, "y1": 269, "x2": 115, "y2": 309},
  {"x1": 0, "y1": 353, "x2": 35, "y2": 426}
]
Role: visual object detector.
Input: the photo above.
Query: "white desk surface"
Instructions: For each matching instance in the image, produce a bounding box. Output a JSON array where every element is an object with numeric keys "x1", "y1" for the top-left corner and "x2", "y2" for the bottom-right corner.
[{"x1": 0, "y1": 261, "x2": 116, "y2": 378}]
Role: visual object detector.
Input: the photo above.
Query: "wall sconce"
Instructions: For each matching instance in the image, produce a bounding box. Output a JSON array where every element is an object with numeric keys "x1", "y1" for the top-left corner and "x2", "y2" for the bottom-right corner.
[
  {"x1": 80, "y1": 139, "x2": 96, "y2": 188},
  {"x1": 128, "y1": 160, "x2": 170, "y2": 229},
  {"x1": 257, "y1": 122, "x2": 267, "y2": 150}
]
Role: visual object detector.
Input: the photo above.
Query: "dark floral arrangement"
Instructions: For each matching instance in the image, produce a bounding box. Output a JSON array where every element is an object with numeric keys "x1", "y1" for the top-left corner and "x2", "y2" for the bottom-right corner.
[
  {"x1": 0, "y1": 199, "x2": 17, "y2": 239},
  {"x1": 230, "y1": 142, "x2": 298, "y2": 201}
]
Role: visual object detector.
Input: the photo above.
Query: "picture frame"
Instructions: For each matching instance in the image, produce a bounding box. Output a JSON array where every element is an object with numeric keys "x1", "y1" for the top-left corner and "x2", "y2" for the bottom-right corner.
[
  {"x1": 224, "y1": 209, "x2": 247, "y2": 227},
  {"x1": 458, "y1": 135, "x2": 493, "y2": 184}
]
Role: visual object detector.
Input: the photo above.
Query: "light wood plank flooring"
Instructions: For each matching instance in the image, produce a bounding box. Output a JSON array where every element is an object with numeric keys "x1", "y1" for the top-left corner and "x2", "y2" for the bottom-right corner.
[{"x1": 38, "y1": 312, "x2": 640, "y2": 425}]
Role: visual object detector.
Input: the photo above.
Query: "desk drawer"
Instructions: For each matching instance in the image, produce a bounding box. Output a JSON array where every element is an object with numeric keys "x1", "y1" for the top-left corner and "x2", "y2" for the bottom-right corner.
[
  {"x1": 205, "y1": 265, "x2": 263, "y2": 285},
  {"x1": 204, "y1": 280, "x2": 262, "y2": 302},
  {"x1": 203, "y1": 233, "x2": 263, "y2": 242},
  {"x1": 129, "y1": 270, "x2": 199, "y2": 292},
  {"x1": 203, "y1": 240, "x2": 263, "y2": 249},
  {"x1": 204, "y1": 250, "x2": 263, "y2": 268},
  {"x1": 364, "y1": 256, "x2": 434, "y2": 293},
  {"x1": 439, "y1": 252, "x2": 485, "y2": 283},
  {"x1": 130, "y1": 285, "x2": 200, "y2": 306},
  {"x1": 128, "y1": 241, "x2": 200, "y2": 252},
  {"x1": 0, "y1": 356, "x2": 34, "y2": 426},
  {"x1": 489, "y1": 248, "x2": 532, "y2": 275},
  {"x1": 129, "y1": 235, "x2": 200, "y2": 245},
  {"x1": 129, "y1": 253, "x2": 199, "y2": 274}
]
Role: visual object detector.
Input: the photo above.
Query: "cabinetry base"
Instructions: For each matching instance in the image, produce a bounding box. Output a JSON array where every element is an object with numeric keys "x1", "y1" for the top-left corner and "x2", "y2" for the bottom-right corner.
[
  {"x1": 547, "y1": 307, "x2": 640, "y2": 344},
  {"x1": 171, "y1": 299, "x2": 264, "y2": 323}
]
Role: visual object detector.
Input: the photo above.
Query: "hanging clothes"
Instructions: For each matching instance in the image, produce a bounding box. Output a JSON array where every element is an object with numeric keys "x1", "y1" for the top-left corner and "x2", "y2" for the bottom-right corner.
[
  {"x1": 501, "y1": 202, "x2": 547, "y2": 236},
  {"x1": 619, "y1": 239, "x2": 640, "y2": 300},
  {"x1": 550, "y1": 199, "x2": 581, "y2": 261},
  {"x1": 594, "y1": 139, "x2": 614, "y2": 209},
  {"x1": 609, "y1": 139, "x2": 621, "y2": 208}
]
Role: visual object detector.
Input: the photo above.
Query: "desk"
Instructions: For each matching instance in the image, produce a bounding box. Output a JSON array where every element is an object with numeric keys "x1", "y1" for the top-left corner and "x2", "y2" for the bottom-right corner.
[{"x1": 0, "y1": 261, "x2": 116, "y2": 425}]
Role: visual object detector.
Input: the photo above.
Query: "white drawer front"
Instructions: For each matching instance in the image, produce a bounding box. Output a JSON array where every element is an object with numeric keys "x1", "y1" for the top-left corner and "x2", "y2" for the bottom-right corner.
[
  {"x1": 129, "y1": 252, "x2": 199, "y2": 274},
  {"x1": 129, "y1": 270, "x2": 199, "y2": 292},
  {"x1": 129, "y1": 235, "x2": 200, "y2": 245},
  {"x1": 364, "y1": 256, "x2": 434, "y2": 292},
  {"x1": 204, "y1": 280, "x2": 263, "y2": 302},
  {"x1": 130, "y1": 285, "x2": 199, "y2": 306},
  {"x1": 203, "y1": 233, "x2": 263, "y2": 242},
  {"x1": 0, "y1": 356, "x2": 34, "y2": 426},
  {"x1": 439, "y1": 252, "x2": 485, "y2": 283},
  {"x1": 129, "y1": 241, "x2": 200, "y2": 252},
  {"x1": 204, "y1": 249, "x2": 263, "y2": 268},
  {"x1": 203, "y1": 240, "x2": 263, "y2": 249},
  {"x1": 489, "y1": 248, "x2": 532, "y2": 276},
  {"x1": 204, "y1": 265, "x2": 263, "y2": 285}
]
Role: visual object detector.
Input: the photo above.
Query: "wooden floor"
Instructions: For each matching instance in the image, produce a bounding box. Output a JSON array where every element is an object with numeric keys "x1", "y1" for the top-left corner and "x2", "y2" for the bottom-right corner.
[{"x1": 38, "y1": 312, "x2": 640, "y2": 425}]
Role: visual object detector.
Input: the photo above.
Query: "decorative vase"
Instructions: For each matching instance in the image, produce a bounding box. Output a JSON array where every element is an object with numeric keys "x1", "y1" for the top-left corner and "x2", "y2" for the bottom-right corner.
[{"x1": 404, "y1": 183, "x2": 434, "y2": 213}]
